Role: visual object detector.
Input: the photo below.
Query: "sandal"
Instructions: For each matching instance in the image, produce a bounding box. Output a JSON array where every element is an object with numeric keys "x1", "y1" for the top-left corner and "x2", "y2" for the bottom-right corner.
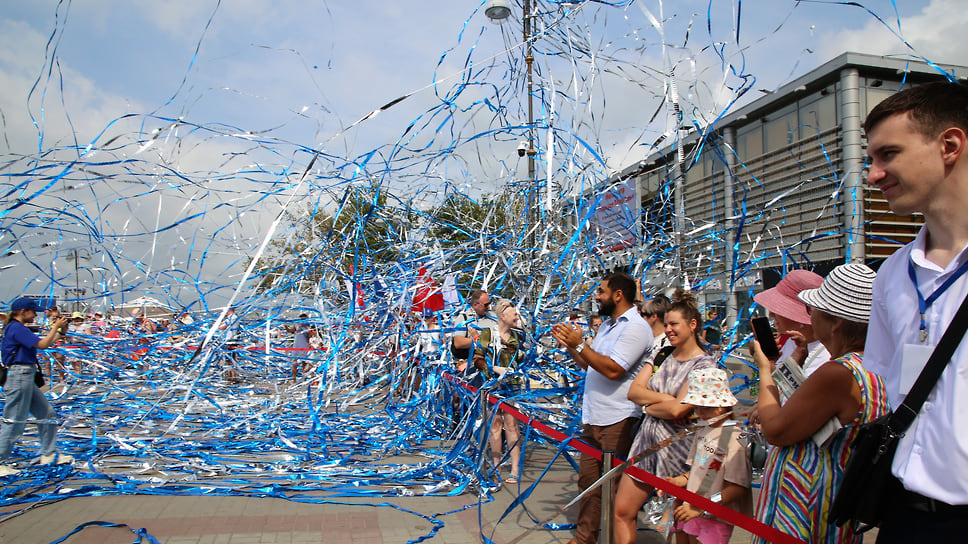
[{"x1": 505, "y1": 475, "x2": 519, "y2": 484}]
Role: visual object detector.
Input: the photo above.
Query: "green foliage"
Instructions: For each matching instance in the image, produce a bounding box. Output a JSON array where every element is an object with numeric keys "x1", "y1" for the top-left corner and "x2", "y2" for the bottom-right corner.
[
  {"x1": 426, "y1": 190, "x2": 525, "y2": 289},
  {"x1": 252, "y1": 184, "x2": 405, "y2": 296}
]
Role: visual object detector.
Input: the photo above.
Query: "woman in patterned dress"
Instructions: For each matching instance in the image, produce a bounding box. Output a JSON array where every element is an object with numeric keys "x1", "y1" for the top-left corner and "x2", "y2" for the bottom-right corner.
[
  {"x1": 750, "y1": 264, "x2": 889, "y2": 544},
  {"x1": 614, "y1": 289, "x2": 718, "y2": 544}
]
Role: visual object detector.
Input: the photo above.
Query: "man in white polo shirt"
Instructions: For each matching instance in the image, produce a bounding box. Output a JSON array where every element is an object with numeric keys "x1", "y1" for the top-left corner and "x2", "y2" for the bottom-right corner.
[
  {"x1": 863, "y1": 81, "x2": 968, "y2": 541},
  {"x1": 551, "y1": 272, "x2": 653, "y2": 544}
]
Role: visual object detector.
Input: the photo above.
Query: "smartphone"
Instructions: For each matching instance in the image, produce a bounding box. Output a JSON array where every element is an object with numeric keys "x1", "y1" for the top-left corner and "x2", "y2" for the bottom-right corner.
[{"x1": 751, "y1": 316, "x2": 780, "y2": 359}]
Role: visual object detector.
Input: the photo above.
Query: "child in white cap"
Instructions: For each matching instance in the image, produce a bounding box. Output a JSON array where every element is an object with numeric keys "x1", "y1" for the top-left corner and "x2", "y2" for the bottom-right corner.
[{"x1": 666, "y1": 368, "x2": 753, "y2": 544}]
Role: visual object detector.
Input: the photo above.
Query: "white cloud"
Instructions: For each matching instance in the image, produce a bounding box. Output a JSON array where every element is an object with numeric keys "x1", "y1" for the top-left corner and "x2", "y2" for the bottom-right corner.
[
  {"x1": 0, "y1": 17, "x2": 144, "y2": 155},
  {"x1": 819, "y1": 0, "x2": 968, "y2": 66}
]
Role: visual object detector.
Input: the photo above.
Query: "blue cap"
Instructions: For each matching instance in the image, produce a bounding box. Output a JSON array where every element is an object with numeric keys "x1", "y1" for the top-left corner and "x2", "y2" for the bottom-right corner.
[
  {"x1": 422, "y1": 308, "x2": 434, "y2": 318},
  {"x1": 11, "y1": 297, "x2": 45, "y2": 312}
]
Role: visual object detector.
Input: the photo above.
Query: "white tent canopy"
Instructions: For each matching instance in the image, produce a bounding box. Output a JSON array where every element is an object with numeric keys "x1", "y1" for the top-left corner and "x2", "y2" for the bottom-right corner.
[{"x1": 116, "y1": 296, "x2": 173, "y2": 319}]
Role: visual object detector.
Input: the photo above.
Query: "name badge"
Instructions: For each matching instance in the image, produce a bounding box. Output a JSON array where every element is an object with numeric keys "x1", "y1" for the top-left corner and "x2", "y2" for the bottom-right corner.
[{"x1": 900, "y1": 343, "x2": 934, "y2": 395}]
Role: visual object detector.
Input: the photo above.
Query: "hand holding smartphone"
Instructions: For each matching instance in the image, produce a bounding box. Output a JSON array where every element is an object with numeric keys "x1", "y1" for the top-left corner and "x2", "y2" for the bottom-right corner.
[{"x1": 751, "y1": 316, "x2": 780, "y2": 359}]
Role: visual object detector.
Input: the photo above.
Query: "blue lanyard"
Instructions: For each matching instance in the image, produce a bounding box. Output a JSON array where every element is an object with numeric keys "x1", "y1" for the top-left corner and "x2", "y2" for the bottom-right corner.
[{"x1": 908, "y1": 257, "x2": 968, "y2": 342}]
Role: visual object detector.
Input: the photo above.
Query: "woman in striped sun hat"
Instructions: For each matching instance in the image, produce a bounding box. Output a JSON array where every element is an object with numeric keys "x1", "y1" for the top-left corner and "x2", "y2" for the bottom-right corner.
[{"x1": 749, "y1": 263, "x2": 890, "y2": 544}]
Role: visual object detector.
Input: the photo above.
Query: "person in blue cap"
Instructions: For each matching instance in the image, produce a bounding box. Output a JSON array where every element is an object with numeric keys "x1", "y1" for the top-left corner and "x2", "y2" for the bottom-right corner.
[{"x1": 0, "y1": 297, "x2": 74, "y2": 476}]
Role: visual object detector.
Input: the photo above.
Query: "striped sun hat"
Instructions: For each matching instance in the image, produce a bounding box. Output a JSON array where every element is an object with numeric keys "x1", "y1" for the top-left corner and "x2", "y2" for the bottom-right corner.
[{"x1": 797, "y1": 263, "x2": 876, "y2": 323}]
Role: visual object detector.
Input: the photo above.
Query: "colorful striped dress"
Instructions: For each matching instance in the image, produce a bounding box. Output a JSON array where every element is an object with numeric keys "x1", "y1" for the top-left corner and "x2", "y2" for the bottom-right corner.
[{"x1": 753, "y1": 352, "x2": 889, "y2": 544}]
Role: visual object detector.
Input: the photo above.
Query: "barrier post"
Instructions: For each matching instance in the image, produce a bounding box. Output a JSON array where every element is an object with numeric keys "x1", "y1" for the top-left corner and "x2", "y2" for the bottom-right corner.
[{"x1": 601, "y1": 449, "x2": 614, "y2": 544}]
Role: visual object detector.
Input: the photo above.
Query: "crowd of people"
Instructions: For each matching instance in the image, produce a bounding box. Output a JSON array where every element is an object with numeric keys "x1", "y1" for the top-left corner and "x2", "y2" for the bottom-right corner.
[
  {"x1": 438, "y1": 80, "x2": 968, "y2": 544},
  {"x1": 1, "y1": 82, "x2": 966, "y2": 542}
]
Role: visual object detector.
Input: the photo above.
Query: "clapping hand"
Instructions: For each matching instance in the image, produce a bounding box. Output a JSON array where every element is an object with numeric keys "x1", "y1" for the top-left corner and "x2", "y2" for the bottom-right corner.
[{"x1": 549, "y1": 322, "x2": 582, "y2": 349}]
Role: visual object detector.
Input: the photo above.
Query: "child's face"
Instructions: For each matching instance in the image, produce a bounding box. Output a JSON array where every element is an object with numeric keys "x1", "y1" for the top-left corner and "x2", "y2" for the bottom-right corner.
[{"x1": 695, "y1": 405, "x2": 729, "y2": 420}]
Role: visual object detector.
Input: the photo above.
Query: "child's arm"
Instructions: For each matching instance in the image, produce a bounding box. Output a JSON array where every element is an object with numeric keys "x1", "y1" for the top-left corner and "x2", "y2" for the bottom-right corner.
[
  {"x1": 718, "y1": 481, "x2": 749, "y2": 510},
  {"x1": 665, "y1": 472, "x2": 689, "y2": 488},
  {"x1": 673, "y1": 482, "x2": 747, "y2": 523}
]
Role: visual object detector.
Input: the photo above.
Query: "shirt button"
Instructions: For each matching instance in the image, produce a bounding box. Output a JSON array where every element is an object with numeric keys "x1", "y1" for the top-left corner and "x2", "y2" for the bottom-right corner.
[{"x1": 923, "y1": 402, "x2": 932, "y2": 412}]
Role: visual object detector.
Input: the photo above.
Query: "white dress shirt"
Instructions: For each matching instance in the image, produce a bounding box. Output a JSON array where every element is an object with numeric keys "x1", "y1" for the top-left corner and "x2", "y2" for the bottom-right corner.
[
  {"x1": 865, "y1": 228, "x2": 968, "y2": 505},
  {"x1": 582, "y1": 307, "x2": 654, "y2": 426}
]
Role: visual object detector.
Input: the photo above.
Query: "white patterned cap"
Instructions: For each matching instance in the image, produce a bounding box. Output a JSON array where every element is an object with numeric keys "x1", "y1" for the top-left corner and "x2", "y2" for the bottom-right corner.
[
  {"x1": 797, "y1": 263, "x2": 876, "y2": 324},
  {"x1": 681, "y1": 368, "x2": 737, "y2": 408}
]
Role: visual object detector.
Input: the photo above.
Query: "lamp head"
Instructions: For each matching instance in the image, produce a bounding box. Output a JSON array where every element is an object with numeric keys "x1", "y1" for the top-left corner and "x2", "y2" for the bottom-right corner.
[{"x1": 485, "y1": 0, "x2": 512, "y2": 22}]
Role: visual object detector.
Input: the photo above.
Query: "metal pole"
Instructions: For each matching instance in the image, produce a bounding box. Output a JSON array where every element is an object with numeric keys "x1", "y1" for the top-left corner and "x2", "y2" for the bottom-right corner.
[
  {"x1": 74, "y1": 249, "x2": 81, "y2": 313},
  {"x1": 601, "y1": 449, "x2": 614, "y2": 544},
  {"x1": 525, "y1": 0, "x2": 537, "y2": 308},
  {"x1": 722, "y1": 127, "x2": 739, "y2": 342}
]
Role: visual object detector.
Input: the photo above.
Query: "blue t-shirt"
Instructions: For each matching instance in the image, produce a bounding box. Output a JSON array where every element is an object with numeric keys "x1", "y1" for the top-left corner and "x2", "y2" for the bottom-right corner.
[{"x1": 1, "y1": 321, "x2": 40, "y2": 366}]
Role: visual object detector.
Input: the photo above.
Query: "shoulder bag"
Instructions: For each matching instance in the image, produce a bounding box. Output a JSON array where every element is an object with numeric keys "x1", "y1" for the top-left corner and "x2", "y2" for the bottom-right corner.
[{"x1": 830, "y1": 288, "x2": 968, "y2": 533}]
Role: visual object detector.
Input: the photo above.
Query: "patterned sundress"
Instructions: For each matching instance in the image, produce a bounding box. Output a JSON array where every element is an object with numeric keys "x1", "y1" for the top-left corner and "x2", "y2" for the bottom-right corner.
[
  {"x1": 753, "y1": 352, "x2": 889, "y2": 544},
  {"x1": 628, "y1": 353, "x2": 717, "y2": 479}
]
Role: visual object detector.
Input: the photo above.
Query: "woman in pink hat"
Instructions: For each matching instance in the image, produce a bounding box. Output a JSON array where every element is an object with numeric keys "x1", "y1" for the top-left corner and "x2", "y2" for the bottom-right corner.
[{"x1": 753, "y1": 269, "x2": 829, "y2": 376}]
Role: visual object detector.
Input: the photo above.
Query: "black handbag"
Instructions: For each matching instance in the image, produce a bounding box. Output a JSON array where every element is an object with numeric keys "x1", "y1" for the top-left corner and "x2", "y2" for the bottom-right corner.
[
  {"x1": 830, "y1": 289, "x2": 968, "y2": 532},
  {"x1": 34, "y1": 364, "x2": 45, "y2": 388}
]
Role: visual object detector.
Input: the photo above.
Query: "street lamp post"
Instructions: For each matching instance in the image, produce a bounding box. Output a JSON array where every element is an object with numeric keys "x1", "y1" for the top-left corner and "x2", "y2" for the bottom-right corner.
[{"x1": 486, "y1": 0, "x2": 539, "y2": 306}]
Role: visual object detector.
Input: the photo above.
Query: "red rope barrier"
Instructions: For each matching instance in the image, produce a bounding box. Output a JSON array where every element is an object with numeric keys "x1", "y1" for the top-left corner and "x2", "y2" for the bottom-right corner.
[{"x1": 444, "y1": 373, "x2": 807, "y2": 544}]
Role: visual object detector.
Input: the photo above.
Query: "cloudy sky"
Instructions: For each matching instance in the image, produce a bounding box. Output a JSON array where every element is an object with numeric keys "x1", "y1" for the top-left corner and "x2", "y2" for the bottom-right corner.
[{"x1": 0, "y1": 0, "x2": 964, "y2": 309}]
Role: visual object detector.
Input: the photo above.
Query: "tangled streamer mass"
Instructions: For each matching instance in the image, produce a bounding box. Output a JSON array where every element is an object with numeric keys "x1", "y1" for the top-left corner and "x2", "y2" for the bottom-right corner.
[{"x1": 0, "y1": 0, "x2": 944, "y2": 538}]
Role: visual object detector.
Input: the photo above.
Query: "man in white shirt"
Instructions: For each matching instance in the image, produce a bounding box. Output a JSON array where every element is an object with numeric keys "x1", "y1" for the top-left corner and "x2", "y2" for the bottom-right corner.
[
  {"x1": 551, "y1": 273, "x2": 653, "y2": 544},
  {"x1": 863, "y1": 81, "x2": 968, "y2": 541}
]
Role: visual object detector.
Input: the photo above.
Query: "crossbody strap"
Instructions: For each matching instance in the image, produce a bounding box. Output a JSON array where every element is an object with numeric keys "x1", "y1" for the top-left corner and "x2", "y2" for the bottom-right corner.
[{"x1": 890, "y1": 287, "x2": 968, "y2": 432}]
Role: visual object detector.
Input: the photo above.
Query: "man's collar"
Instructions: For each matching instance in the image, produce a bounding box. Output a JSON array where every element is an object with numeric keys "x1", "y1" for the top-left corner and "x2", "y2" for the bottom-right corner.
[
  {"x1": 612, "y1": 305, "x2": 638, "y2": 322},
  {"x1": 910, "y1": 226, "x2": 968, "y2": 272}
]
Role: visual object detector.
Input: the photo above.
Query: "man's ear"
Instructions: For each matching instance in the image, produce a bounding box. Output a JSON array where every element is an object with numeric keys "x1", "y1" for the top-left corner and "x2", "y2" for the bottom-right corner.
[{"x1": 940, "y1": 126, "x2": 968, "y2": 166}]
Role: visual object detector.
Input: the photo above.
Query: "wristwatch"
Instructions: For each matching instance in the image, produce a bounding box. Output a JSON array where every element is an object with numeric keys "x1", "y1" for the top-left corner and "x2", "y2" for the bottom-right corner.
[{"x1": 574, "y1": 341, "x2": 585, "y2": 354}]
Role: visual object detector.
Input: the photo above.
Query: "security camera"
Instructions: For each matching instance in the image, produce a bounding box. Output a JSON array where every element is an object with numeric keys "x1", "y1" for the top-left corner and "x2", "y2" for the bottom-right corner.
[{"x1": 517, "y1": 141, "x2": 528, "y2": 157}]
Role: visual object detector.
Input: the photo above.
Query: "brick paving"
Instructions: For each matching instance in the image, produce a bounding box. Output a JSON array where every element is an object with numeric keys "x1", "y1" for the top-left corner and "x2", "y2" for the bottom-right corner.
[{"x1": 0, "y1": 444, "x2": 873, "y2": 544}]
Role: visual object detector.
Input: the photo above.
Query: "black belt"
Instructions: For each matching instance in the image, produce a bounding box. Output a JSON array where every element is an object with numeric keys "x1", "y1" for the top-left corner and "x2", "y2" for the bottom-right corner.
[{"x1": 900, "y1": 489, "x2": 968, "y2": 515}]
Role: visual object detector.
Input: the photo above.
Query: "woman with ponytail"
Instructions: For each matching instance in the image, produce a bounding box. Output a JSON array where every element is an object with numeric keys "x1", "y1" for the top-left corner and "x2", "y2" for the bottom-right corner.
[{"x1": 614, "y1": 289, "x2": 718, "y2": 544}]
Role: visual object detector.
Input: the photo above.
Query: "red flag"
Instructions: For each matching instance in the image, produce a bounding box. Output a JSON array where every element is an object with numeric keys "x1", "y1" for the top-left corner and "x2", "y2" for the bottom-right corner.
[
  {"x1": 411, "y1": 267, "x2": 445, "y2": 313},
  {"x1": 346, "y1": 265, "x2": 366, "y2": 310}
]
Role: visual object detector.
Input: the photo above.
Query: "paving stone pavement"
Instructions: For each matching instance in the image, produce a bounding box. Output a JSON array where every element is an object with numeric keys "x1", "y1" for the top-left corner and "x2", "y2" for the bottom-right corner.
[{"x1": 0, "y1": 443, "x2": 784, "y2": 544}]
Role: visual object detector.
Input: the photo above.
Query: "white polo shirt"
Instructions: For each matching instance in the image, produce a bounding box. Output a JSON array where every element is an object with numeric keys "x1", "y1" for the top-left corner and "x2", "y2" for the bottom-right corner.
[
  {"x1": 865, "y1": 228, "x2": 968, "y2": 505},
  {"x1": 582, "y1": 307, "x2": 654, "y2": 426}
]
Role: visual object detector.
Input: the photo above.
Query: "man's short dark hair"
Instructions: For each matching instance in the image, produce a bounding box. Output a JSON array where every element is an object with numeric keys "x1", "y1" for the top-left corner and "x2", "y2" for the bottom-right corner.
[
  {"x1": 865, "y1": 81, "x2": 968, "y2": 137},
  {"x1": 468, "y1": 289, "x2": 487, "y2": 304},
  {"x1": 604, "y1": 273, "x2": 636, "y2": 303}
]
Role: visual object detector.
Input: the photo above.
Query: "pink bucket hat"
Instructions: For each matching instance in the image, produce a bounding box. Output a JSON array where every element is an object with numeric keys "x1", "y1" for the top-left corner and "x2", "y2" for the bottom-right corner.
[{"x1": 753, "y1": 269, "x2": 823, "y2": 325}]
